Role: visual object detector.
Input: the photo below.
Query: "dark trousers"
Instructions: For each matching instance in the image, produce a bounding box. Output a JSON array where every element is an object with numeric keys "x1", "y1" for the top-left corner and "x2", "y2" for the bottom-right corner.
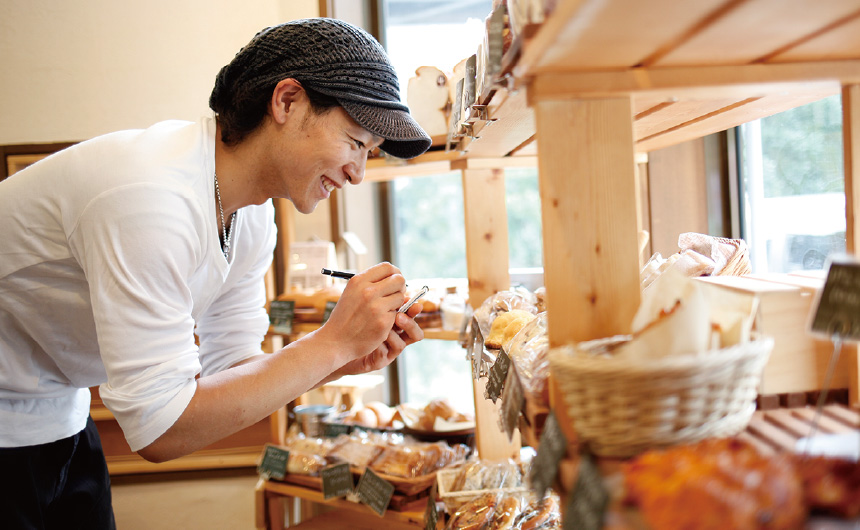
[{"x1": 0, "y1": 416, "x2": 116, "y2": 530}]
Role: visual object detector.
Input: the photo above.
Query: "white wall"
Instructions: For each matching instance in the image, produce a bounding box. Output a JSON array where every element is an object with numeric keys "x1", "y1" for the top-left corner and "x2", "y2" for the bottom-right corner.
[{"x1": 0, "y1": 0, "x2": 318, "y2": 145}]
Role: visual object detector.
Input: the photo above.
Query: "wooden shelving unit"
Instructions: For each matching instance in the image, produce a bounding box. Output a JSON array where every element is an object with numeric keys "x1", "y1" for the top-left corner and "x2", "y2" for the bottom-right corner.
[{"x1": 262, "y1": 2, "x2": 860, "y2": 526}]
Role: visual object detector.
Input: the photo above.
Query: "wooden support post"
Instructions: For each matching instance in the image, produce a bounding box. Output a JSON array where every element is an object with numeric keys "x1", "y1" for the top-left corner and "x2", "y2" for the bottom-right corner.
[
  {"x1": 459, "y1": 164, "x2": 511, "y2": 307},
  {"x1": 530, "y1": 93, "x2": 641, "y2": 346},
  {"x1": 457, "y1": 162, "x2": 521, "y2": 461},
  {"x1": 843, "y1": 84, "x2": 860, "y2": 406},
  {"x1": 274, "y1": 198, "x2": 296, "y2": 296}
]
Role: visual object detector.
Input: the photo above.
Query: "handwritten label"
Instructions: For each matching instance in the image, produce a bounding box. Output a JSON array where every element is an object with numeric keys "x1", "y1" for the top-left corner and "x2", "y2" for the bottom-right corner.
[
  {"x1": 322, "y1": 300, "x2": 337, "y2": 324},
  {"x1": 323, "y1": 422, "x2": 352, "y2": 438},
  {"x1": 356, "y1": 468, "x2": 395, "y2": 517},
  {"x1": 321, "y1": 463, "x2": 354, "y2": 500},
  {"x1": 810, "y1": 256, "x2": 860, "y2": 340},
  {"x1": 486, "y1": 348, "x2": 512, "y2": 403},
  {"x1": 564, "y1": 452, "x2": 608, "y2": 530},
  {"x1": 424, "y1": 481, "x2": 439, "y2": 530},
  {"x1": 464, "y1": 54, "x2": 477, "y2": 110},
  {"x1": 501, "y1": 365, "x2": 525, "y2": 441},
  {"x1": 269, "y1": 300, "x2": 295, "y2": 334},
  {"x1": 530, "y1": 411, "x2": 567, "y2": 500},
  {"x1": 257, "y1": 444, "x2": 289, "y2": 481},
  {"x1": 486, "y1": 3, "x2": 505, "y2": 78}
]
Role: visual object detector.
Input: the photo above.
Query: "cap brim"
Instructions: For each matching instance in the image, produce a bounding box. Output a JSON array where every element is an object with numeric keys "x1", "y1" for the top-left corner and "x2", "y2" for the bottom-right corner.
[{"x1": 340, "y1": 100, "x2": 432, "y2": 160}]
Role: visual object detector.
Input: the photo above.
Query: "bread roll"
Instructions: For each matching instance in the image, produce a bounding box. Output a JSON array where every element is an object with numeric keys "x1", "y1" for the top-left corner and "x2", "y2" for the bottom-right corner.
[{"x1": 365, "y1": 401, "x2": 395, "y2": 428}]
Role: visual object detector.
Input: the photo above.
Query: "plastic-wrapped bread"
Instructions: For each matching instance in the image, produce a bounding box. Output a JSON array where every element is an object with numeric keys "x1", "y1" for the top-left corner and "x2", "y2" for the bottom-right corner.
[
  {"x1": 485, "y1": 309, "x2": 536, "y2": 349},
  {"x1": 326, "y1": 436, "x2": 384, "y2": 468},
  {"x1": 506, "y1": 311, "x2": 550, "y2": 407},
  {"x1": 446, "y1": 492, "x2": 499, "y2": 530},
  {"x1": 287, "y1": 450, "x2": 327, "y2": 476}
]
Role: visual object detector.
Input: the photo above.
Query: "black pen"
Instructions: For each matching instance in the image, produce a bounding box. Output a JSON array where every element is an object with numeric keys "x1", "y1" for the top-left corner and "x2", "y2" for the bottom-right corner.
[{"x1": 320, "y1": 268, "x2": 355, "y2": 280}]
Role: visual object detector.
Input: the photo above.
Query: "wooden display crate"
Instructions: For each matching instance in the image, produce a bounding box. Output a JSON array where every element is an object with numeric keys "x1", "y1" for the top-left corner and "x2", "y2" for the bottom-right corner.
[{"x1": 696, "y1": 275, "x2": 859, "y2": 402}]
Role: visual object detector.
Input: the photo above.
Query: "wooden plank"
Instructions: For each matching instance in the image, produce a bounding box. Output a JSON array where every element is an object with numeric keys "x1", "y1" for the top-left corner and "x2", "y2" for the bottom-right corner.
[
  {"x1": 525, "y1": 63, "x2": 854, "y2": 100},
  {"x1": 637, "y1": 88, "x2": 836, "y2": 152},
  {"x1": 461, "y1": 167, "x2": 510, "y2": 308},
  {"x1": 746, "y1": 413, "x2": 800, "y2": 452},
  {"x1": 770, "y1": 14, "x2": 860, "y2": 63},
  {"x1": 531, "y1": 94, "x2": 640, "y2": 344},
  {"x1": 823, "y1": 404, "x2": 860, "y2": 428},
  {"x1": 791, "y1": 407, "x2": 858, "y2": 435},
  {"x1": 764, "y1": 408, "x2": 817, "y2": 438},
  {"x1": 460, "y1": 165, "x2": 520, "y2": 461},
  {"x1": 655, "y1": 0, "x2": 860, "y2": 67},
  {"x1": 516, "y1": 0, "x2": 728, "y2": 74},
  {"x1": 633, "y1": 97, "x2": 743, "y2": 141},
  {"x1": 459, "y1": 88, "x2": 535, "y2": 158},
  {"x1": 736, "y1": 431, "x2": 777, "y2": 456},
  {"x1": 646, "y1": 138, "x2": 708, "y2": 258}
]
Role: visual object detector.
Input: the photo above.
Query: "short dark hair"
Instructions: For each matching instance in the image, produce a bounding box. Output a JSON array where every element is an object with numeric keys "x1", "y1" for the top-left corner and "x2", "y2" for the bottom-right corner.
[{"x1": 211, "y1": 81, "x2": 340, "y2": 146}]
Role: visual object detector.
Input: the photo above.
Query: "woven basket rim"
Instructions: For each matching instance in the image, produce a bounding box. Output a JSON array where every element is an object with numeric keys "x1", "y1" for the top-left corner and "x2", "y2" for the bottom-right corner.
[{"x1": 549, "y1": 335, "x2": 774, "y2": 374}]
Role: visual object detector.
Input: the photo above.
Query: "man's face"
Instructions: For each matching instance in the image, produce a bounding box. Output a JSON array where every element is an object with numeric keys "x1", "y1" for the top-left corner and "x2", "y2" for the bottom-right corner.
[{"x1": 272, "y1": 104, "x2": 383, "y2": 214}]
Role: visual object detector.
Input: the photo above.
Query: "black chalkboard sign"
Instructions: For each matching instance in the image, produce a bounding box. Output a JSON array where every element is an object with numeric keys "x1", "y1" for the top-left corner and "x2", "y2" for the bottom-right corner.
[
  {"x1": 486, "y1": 349, "x2": 512, "y2": 403},
  {"x1": 810, "y1": 256, "x2": 860, "y2": 340},
  {"x1": 257, "y1": 444, "x2": 289, "y2": 481},
  {"x1": 322, "y1": 422, "x2": 352, "y2": 438},
  {"x1": 321, "y1": 463, "x2": 353, "y2": 500},
  {"x1": 564, "y1": 452, "x2": 608, "y2": 530},
  {"x1": 269, "y1": 300, "x2": 295, "y2": 334},
  {"x1": 356, "y1": 468, "x2": 395, "y2": 517},
  {"x1": 424, "y1": 481, "x2": 439, "y2": 530},
  {"x1": 501, "y1": 365, "x2": 525, "y2": 441},
  {"x1": 322, "y1": 300, "x2": 337, "y2": 324},
  {"x1": 530, "y1": 411, "x2": 567, "y2": 500}
]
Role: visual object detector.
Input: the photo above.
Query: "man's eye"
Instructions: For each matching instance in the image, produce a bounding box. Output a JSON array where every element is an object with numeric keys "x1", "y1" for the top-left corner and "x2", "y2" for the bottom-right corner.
[{"x1": 354, "y1": 139, "x2": 366, "y2": 149}]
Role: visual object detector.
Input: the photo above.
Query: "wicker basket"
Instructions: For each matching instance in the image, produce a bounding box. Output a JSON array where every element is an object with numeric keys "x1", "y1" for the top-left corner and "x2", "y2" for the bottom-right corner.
[{"x1": 549, "y1": 337, "x2": 774, "y2": 457}]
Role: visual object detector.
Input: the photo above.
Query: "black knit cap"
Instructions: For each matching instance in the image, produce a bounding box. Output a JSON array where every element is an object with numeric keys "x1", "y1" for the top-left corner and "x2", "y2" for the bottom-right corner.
[{"x1": 210, "y1": 18, "x2": 431, "y2": 159}]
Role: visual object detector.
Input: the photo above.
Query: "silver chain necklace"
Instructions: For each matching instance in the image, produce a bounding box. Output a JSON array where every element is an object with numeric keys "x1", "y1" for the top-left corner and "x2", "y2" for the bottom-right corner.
[{"x1": 214, "y1": 172, "x2": 236, "y2": 259}]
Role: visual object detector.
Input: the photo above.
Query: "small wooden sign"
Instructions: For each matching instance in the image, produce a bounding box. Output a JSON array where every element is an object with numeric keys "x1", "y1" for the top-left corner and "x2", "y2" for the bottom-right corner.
[
  {"x1": 321, "y1": 463, "x2": 354, "y2": 500},
  {"x1": 356, "y1": 468, "x2": 395, "y2": 517},
  {"x1": 322, "y1": 300, "x2": 337, "y2": 324},
  {"x1": 486, "y1": 348, "x2": 512, "y2": 403},
  {"x1": 500, "y1": 364, "x2": 525, "y2": 441},
  {"x1": 424, "y1": 481, "x2": 440, "y2": 530},
  {"x1": 810, "y1": 256, "x2": 860, "y2": 340},
  {"x1": 269, "y1": 300, "x2": 295, "y2": 334},
  {"x1": 530, "y1": 410, "x2": 567, "y2": 500},
  {"x1": 257, "y1": 444, "x2": 289, "y2": 481},
  {"x1": 564, "y1": 452, "x2": 608, "y2": 530}
]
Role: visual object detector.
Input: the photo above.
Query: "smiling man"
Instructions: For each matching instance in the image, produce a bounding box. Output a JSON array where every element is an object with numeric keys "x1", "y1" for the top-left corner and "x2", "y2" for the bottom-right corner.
[{"x1": 0, "y1": 18, "x2": 430, "y2": 528}]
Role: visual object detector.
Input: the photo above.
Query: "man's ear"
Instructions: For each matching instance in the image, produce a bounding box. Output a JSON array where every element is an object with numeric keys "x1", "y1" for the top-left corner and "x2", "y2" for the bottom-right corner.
[{"x1": 270, "y1": 79, "x2": 304, "y2": 125}]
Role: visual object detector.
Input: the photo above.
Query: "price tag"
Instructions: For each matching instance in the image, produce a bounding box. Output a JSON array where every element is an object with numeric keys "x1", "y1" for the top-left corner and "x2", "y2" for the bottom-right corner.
[
  {"x1": 424, "y1": 481, "x2": 439, "y2": 530},
  {"x1": 530, "y1": 411, "x2": 567, "y2": 500},
  {"x1": 464, "y1": 54, "x2": 477, "y2": 110},
  {"x1": 322, "y1": 422, "x2": 352, "y2": 438},
  {"x1": 500, "y1": 364, "x2": 525, "y2": 441},
  {"x1": 257, "y1": 444, "x2": 289, "y2": 481},
  {"x1": 564, "y1": 452, "x2": 608, "y2": 530},
  {"x1": 485, "y1": 348, "x2": 512, "y2": 403},
  {"x1": 322, "y1": 300, "x2": 337, "y2": 324},
  {"x1": 321, "y1": 463, "x2": 354, "y2": 500},
  {"x1": 356, "y1": 468, "x2": 395, "y2": 517},
  {"x1": 486, "y1": 3, "x2": 505, "y2": 78},
  {"x1": 269, "y1": 300, "x2": 295, "y2": 334},
  {"x1": 810, "y1": 256, "x2": 860, "y2": 340}
]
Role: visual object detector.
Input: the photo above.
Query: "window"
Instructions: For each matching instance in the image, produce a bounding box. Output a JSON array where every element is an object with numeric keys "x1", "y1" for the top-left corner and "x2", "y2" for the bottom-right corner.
[{"x1": 738, "y1": 95, "x2": 845, "y2": 273}]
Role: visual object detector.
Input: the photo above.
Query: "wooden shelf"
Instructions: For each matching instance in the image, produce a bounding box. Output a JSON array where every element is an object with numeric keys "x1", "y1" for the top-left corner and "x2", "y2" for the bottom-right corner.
[{"x1": 448, "y1": 0, "x2": 860, "y2": 156}]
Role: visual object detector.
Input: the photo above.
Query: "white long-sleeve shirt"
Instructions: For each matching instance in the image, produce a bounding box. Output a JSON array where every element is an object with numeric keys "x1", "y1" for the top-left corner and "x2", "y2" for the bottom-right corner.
[{"x1": 0, "y1": 117, "x2": 276, "y2": 451}]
